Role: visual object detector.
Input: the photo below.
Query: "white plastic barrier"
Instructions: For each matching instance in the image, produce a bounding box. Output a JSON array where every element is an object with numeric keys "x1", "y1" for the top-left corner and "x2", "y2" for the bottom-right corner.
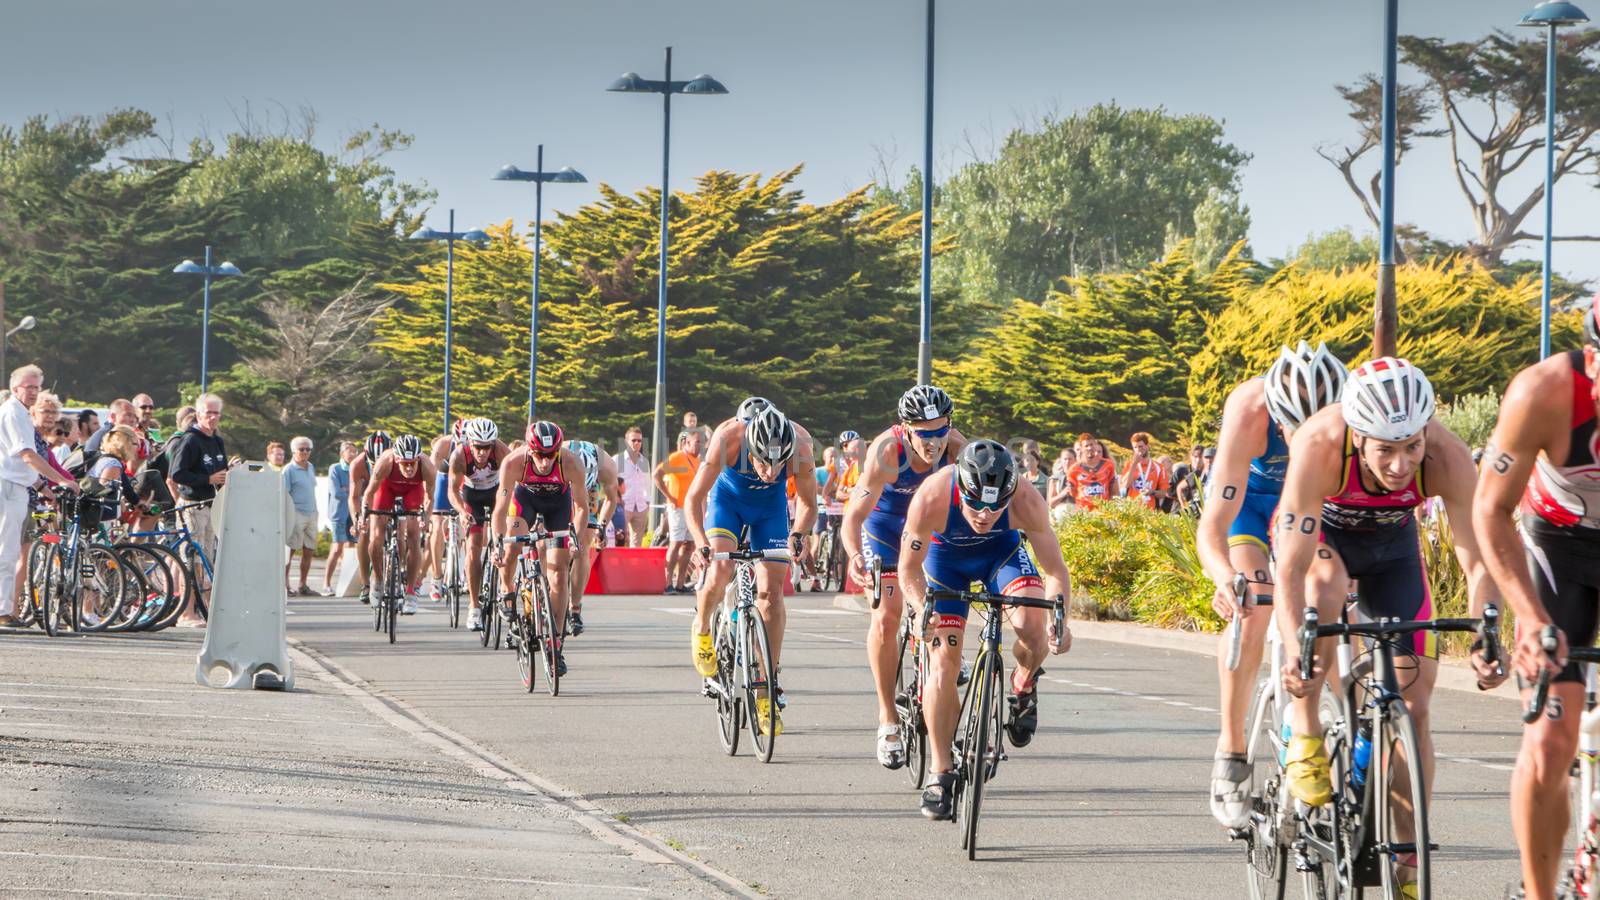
[
  {"x1": 333, "y1": 550, "x2": 365, "y2": 598},
  {"x1": 196, "y1": 462, "x2": 294, "y2": 690}
]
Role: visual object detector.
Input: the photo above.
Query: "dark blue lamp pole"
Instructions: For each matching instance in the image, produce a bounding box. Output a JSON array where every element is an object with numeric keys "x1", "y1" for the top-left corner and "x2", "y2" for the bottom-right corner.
[
  {"x1": 608, "y1": 47, "x2": 728, "y2": 527},
  {"x1": 1374, "y1": 0, "x2": 1400, "y2": 358},
  {"x1": 409, "y1": 210, "x2": 491, "y2": 435},
  {"x1": 1522, "y1": 0, "x2": 1590, "y2": 359},
  {"x1": 172, "y1": 246, "x2": 242, "y2": 393},
  {"x1": 918, "y1": 0, "x2": 935, "y2": 384},
  {"x1": 493, "y1": 149, "x2": 588, "y2": 420}
]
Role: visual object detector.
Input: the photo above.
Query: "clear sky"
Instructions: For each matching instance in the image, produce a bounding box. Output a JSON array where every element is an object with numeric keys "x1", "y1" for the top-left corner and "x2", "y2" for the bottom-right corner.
[{"x1": 6, "y1": 0, "x2": 1597, "y2": 282}]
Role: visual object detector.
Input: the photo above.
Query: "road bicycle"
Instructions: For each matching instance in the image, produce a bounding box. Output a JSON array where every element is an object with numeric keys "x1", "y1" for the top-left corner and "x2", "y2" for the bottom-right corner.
[
  {"x1": 1522, "y1": 626, "x2": 1600, "y2": 899},
  {"x1": 703, "y1": 543, "x2": 791, "y2": 763},
  {"x1": 364, "y1": 502, "x2": 419, "y2": 644},
  {"x1": 501, "y1": 519, "x2": 571, "y2": 695},
  {"x1": 928, "y1": 588, "x2": 1065, "y2": 860},
  {"x1": 439, "y1": 509, "x2": 464, "y2": 629},
  {"x1": 812, "y1": 518, "x2": 845, "y2": 592},
  {"x1": 889, "y1": 558, "x2": 931, "y2": 789},
  {"x1": 122, "y1": 501, "x2": 216, "y2": 629},
  {"x1": 477, "y1": 537, "x2": 502, "y2": 649}
]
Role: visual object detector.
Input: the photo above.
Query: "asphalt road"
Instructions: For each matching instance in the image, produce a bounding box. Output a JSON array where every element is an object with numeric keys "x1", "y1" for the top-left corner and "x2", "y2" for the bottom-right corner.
[{"x1": 275, "y1": 590, "x2": 1530, "y2": 899}]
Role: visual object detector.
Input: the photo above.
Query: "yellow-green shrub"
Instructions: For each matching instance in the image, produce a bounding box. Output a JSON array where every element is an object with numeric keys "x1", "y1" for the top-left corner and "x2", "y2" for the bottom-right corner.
[{"x1": 1054, "y1": 499, "x2": 1218, "y2": 631}]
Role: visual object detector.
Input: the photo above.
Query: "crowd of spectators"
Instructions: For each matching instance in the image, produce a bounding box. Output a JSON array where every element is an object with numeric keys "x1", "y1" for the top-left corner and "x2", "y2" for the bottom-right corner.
[{"x1": 1045, "y1": 430, "x2": 1214, "y2": 523}]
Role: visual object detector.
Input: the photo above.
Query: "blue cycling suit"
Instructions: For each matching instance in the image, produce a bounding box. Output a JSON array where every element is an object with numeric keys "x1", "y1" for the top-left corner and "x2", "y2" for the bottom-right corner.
[
  {"x1": 924, "y1": 480, "x2": 1041, "y2": 625},
  {"x1": 1225, "y1": 411, "x2": 1289, "y2": 554},
  {"x1": 706, "y1": 449, "x2": 791, "y2": 553},
  {"x1": 862, "y1": 426, "x2": 948, "y2": 572}
]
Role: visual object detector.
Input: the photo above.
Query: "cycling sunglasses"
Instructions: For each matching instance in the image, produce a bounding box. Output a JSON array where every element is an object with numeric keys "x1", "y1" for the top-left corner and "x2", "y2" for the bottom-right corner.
[
  {"x1": 532, "y1": 447, "x2": 559, "y2": 459},
  {"x1": 908, "y1": 424, "x2": 951, "y2": 440},
  {"x1": 962, "y1": 484, "x2": 1010, "y2": 512}
]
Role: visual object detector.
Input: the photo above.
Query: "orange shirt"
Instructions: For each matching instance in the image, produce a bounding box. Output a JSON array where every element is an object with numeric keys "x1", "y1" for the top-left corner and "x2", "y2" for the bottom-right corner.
[
  {"x1": 662, "y1": 450, "x2": 700, "y2": 507},
  {"x1": 1122, "y1": 457, "x2": 1170, "y2": 509},
  {"x1": 1066, "y1": 460, "x2": 1116, "y2": 509}
]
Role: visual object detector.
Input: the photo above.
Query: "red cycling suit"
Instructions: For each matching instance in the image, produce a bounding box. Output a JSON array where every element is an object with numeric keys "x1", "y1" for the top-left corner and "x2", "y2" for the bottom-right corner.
[
  {"x1": 1520, "y1": 350, "x2": 1600, "y2": 683},
  {"x1": 373, "y1": 459, "x2": 427, "y2": 512},
  {"x1": 512, "y1": 451, "x2": 573, "y2": 537},
  {"x1": 1320, "y1": 428, "x2": 1435, "y2": 657}
]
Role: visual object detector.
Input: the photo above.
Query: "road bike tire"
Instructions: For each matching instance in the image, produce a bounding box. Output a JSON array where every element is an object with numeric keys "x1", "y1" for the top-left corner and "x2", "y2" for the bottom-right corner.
[
  {"x1": 77, "y1": 544, "x2": 129, "y2": 633},
  {"x1": 539, "y1": 583, "x2": 560, "y2": 697},
  {"x1": 746, "y1": 605, "x2": 777, "y2": 763},
  {"x1": 384, "y1": 542, "x2": 401, "y2": 645},
  {"x1": 109, "y1": 543, "x2": 168, "y2": 632},
  {"x1": 1375, "y1": 699, "x2": 1430, "y2": 899},
  {"x1": 40, "y1": 542, "x2": 65, "y2": 637},
  {"x1": 826, "y1": 529, "x2": 844, "y2": 592},
  {"x1": 143, "y1": 544, "x2": 196, "y2": 632},
  {"x1": 1242, "y1": 679, "x2": 1290, "y2": 900},
  {"x1": 895, "y1": 620, "x2": 927, "y2": 789},
  {"x1": 960, "y1": 650, "x2": 1001, "y2": 859},
  {"x1": 175, "y1": 540, "x2": 210, "y2": 624},
  {"x1": 713, "y1": 609, "x2": 740, "y2": 756},
  {"x1": 447, "y1": 525, "x2": 463, "y2": 629},
  {"x1": 517, "y1": 611, "x2": 536, "y2": 692},
  {"x1": 18, "y1": 539, "x2": 50, "y2": 630}
]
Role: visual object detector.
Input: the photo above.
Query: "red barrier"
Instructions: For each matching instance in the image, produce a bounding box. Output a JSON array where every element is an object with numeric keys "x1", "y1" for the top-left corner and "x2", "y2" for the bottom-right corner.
[{"x1": 584, "y1": 547, "x2": 668, "y2": 595}]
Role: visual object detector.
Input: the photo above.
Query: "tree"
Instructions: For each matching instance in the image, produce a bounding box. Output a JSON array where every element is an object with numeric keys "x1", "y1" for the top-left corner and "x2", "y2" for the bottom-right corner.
[
  {"x1": 1325, "y1": 30, "x2": 1600, "y2": 267},
  {"x1": 1284, "y1": 228, "x2": 1380, "y2": 271},
  {"x1": 1188, "y1": 188, "x2": 1252, "y2": 272}
]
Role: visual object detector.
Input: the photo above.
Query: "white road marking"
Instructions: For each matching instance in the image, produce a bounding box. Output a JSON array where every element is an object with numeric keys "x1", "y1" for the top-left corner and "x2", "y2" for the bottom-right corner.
[{"x1": 0, "y1": 705, "x2": 388, "y2": 728}]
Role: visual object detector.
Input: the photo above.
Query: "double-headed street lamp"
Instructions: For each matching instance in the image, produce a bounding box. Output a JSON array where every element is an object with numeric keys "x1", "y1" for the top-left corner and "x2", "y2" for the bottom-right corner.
[
  {"x1": 172, "y1": 246, "x2": 243, "y2": 393},
  {"x1": 409, "y1": 210, "x2": 490, "y2": 435},
  {"x1": 608, "y1": 47, "x2": 728, "y2": 528},
  {"x1": 493, "y1": 148, "x2": 587, "y2": 420},
  {"x1": 1521, "y1": 0, "x2": 1590, "y2": 359}
]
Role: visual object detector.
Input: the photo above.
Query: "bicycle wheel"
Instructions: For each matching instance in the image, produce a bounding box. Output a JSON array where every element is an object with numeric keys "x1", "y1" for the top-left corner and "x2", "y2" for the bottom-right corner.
[
  {"x1": 144, "y1": 544, "x2": 196, "y2": 632},
  {"x1": 384, "y1": 544, "x2": 401, "y2": 645},
  {"x1": 446, "y1": 526, "x2": 463, "y2": 630},
  {"x1": 1242, "y1": 680, "x2": 1290, "y2": 900},
  {"x1": 958, "y1": 650, "x2": 1001, "y2": 859},
  {"x1": 896, "y1": 620, "x2": 927, "y2": 789},
  {"x1": 826, "y1": 530, "x2": 844, "y2": 592},
  {"x1": 105, "y1": 544, "x2": 156, "y2": 632},
  {"x1": 1374, "y1": 699, "x2": 1430, "y2": 899},
  {"x1": 539, "y1": 581, "x2": 560, "y2": 697},
  {"x1": 517, "y1": 611, "x2": 536, "y2": 692},
  {"x1": 40, "y1": 542, "x2": 65, "y2": 637},
  {"x1": 745, "y1": 606, "x2": 777, "y2": 763},
  {"x1": 713, "y1": 609, "x2": 740, "y2": 756},
  {"x1": 17, "y1": 539, "x2": 50, "y2": 629},
  {"x1": 119, "y1": 543, "x2": 185, "y2": 632},
  {"x1": 77, "y1": 544, "x2": 129, "y2": 633}
]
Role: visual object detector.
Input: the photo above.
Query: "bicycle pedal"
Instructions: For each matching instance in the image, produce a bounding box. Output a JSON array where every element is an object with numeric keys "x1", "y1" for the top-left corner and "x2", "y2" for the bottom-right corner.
[{"x1": 1227, "y1": 827, "x2": 1249, "y2": 842}]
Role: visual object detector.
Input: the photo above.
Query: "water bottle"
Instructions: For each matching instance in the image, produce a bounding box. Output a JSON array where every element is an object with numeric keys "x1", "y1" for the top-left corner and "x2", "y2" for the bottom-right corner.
[
  {"x1": 1279, "y1": 722, "x2": 1292, "y2": 766},
  {"x1": 1352, "y1": 729, "x2": 1372, "y2": 789}
]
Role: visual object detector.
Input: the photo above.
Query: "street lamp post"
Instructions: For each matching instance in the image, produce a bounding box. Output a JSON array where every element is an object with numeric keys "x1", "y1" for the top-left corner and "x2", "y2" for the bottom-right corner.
[
  {"x1": 1522, "y1": 0, "x2": 1590, "y2": 359},
  {"x1": 172, "y1": 246, "x2": 243, "y2": 393},
  {"x1": 1374, "y1": 0, "x2": 1400, "y2": 358},
  {"x1": 918, "y1": 0, "x2": 935, "y2": 385},
  {"x1": 608, "y1": 47, "x2": 728, "y2": 531},
  {"x1": 0, "y1": 300, "x2": 36, "y2": 381},
  {"x1": 493, "y1": 149, "x2": 588, "y2": 420},
  {"x1": 409, "y1": 210, "x2": 491, "y2": 435}
]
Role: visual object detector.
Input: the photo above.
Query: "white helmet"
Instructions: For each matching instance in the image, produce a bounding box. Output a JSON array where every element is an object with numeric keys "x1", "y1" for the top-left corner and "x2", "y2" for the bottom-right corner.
[
  {"x1": 745, "y1": 406, "x2": 797, "y2": 465},
  {"x1": 1341, "y1": 357, "x2": 1435, "y2": 442},
  {"x1": 1264, "y1": 341, "x2": 1348, "y2": 429},
  {"x1": 464, "y1": 417, "x2": 498, "y2": 444}
]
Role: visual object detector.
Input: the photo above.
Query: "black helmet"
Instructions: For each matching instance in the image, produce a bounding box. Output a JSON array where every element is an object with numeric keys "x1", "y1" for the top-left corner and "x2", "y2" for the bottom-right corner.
[
  {"x1": 898, "y1": 385, "x2": 953, "y2": 424},
  {"x1": 745, "y1": 406, "x2": 796, "y2": 466},
  {"x1": 955, "y1": 439, "x2": 1017, "y2": 509},
  {"x1": 364, "y1": 430, "x2": 392, "y2": 463},
  {"x1": 736, "y1": 396, "x2": 773, "y2": 423}
]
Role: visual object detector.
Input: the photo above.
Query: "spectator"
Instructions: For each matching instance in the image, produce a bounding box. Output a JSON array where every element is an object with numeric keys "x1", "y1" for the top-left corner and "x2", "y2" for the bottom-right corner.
[
  {"x1": 1066, "y1": 433, "x2": 1117, "y2": 509},
  {"x1": 654, "y1": 428, "x2": 703, "y2": 593},
  {"x1": 131, "y1": 393, "x2": 158, "y2": 433},
  {"x1": 170, "y1": 393, "x2": 229, "y2": 627},
  {"x1": 1200, "y1": 446, "x2": 1216, "y2": 492},
  {"x1": 1021, "y1": 446, "x2": 1049, "y2": 498},
  {"x1": 1154, "y1": 455, "x2": 1178, "y2": 512},
  {"x1": 75, "y1": 409, "x2": 99, "y2": 447},
  {"x1": 610, "y1": 476, "x2": 629, "y2": 547},
  {"x1": 1172, "y1": 445, "x2": 1204, "y2": 515},
  {"x1": 48, "y1": 418, "x2": 73, "y2": 463},
  {"x1": 283, "y1": 436, "x2": 319, "y2": 596},
  {"x1": 1120, "y1": 431, "x2": 1170, "y2": 510},
  {"x1": 614, "y1": 426, "x2": 651, "y2": 546},
  {"x1": 15, "y1": 391, "x2": 76, "y2": 609},
  {"x1": 0, "y1": 365, "x2": 78, "y2": 626},
  {"x1": 90, "y1": 426, "x2": 140, "y2": 523},
  {"x1": 84, "y1": 398, "x2": 140, "y2": 455},
  {"x1": 1048, "y1": 447, "x2": 1076, "y2": 522},
  {"x1": 323, "y1": 441, "x2": 358, "y2": 596},
  {"x1": 683, "y1": 410, "x2": 712, "y2": 446},
  {"x1": 265, "y1": 441, "x2": 287, "y2": 471}
]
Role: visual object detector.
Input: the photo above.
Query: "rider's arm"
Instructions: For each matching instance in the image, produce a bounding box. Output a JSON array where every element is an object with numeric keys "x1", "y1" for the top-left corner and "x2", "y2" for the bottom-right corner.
[
  {"x1": 841, "y1": 432, "x2": 893, "y2": 563},
  {"x1": 895, "y1": 476, "x2": 942, "y2": 612},
  {"x1": 1426, "y1": 421, "x2": 1500, "y2": 617},
  {"x1": 684, "y1": 424, "x2": 730, "y2": 549},
  {"x1": 598, "y1": 453, "x2": 621, "y2": 528},
  {"x1": 347, "y1": 459, "x2": 367, "y2": 522},
  {"x1": 562, "y1": 448, "x2": 591, "y2": 531},
  {"x1": 789, "y1": 427, "x2": 819, "y2": 536},
  {"x1": 1197, "y1": 383, "x2": 1268, "y2": 586},
  {"x1": 361, "y1": 455, "x2": 390, "y2": 512},
  {"x1": 1272, "y1": 413, "x2": 1344, "y2": 650},
  {"x1": 1014, "y1": 481, "x2": 1072, "y2": 612},
  {"x1": 418, "y1": 457, "x2": 438, "y2": 528},
  {"x1": 491, "y1": 450, "x2": 519, "y2": 543},
  {"x1": 1473, "y1": 364, "x2": 1567, "y2": 678}
]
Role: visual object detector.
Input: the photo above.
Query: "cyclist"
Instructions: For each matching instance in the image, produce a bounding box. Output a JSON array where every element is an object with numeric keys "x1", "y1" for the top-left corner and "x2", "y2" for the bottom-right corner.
[
  {"x1": 1472, "y1": 305, "x2": 1600, "y2": 900},
  {"x1": 448, "y1": 418, "x2": 507, "y2": 632},
  {"x1": 1273, "y1": 358, "x2": 1504, "y2": 892},
  {"x1": 426, "y1": 421, "x2": 465, "y2": 604},
  {"x1": 897, "y1": 439, "x2": 1073, "y2": 820},
  {"x1": 1200, "y1": 342, "x2": 1347, "y2": 828},
  {"x1": 360, "y1": 434, "x2": 436, "y2": 615},
  {"x1": 491, "y1": 421, "x2": 590, "y2": 676},
  {"x1": 685, "y1": 403, "x2": 819, "y2": 736},
  {"x1": 841, "y1": 385, "x2": 968, "y2": 769},
  {"x1": 566, "y1": 438, "x2": 619, "y2": 636},
  {"x1": 348, "y1": 431, "x2": 391, "y2": 606}
]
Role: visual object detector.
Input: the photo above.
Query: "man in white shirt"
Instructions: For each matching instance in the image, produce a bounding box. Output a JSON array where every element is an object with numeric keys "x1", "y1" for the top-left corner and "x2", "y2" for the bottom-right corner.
[
  {"x1": 0, "y1": 365, "x2": 79, "y2": 625},
  {"x1": 614, "y1": 426, "x2": 651, "y2": 546}
]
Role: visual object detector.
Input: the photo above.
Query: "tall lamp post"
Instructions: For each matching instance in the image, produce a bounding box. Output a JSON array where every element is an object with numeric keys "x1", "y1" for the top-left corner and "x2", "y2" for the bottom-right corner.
[
  {"x1": 917, "y1": 0, "x2": 936, "y2": 385},
  {"x1": 1374, "y1": 0, "x2": 1400, "y2": 358},
  {"x1": 493, "y1": 149, "x2": 588, "y2": 420},
  {"x1": 608, "y1": 47, "x2": 728, "y2": 531},
  {"x1": 1522, "y1": 0, "x2": 1590, "y2": 359},
  {"x1": 0, "y1": 311, "x2": 36, "y2": 381},
  {"x1": 172, "y1": 246, "x2": 243, "y2": 393},
  {"x1": 409, "y1": 210, "x2": 490, "y2": 435}
]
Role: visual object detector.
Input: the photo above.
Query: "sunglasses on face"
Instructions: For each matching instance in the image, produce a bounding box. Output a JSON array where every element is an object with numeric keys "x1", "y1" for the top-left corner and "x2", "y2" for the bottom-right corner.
[
  {"x1": 471, "y1": 442, "x2": 495, "y2": 451},
  {"x1": 909, "y1": 424, "x2": 951, "y2": 440},
  {"x1": 962, "y1": 495, "x2": 1009, "y2": 513},
  {"x1": 138, "y1": 404, "x2": 155, "y2": 411},
  {"x1": 532, "y1": 448, "x2": 558, "y2": 459}
]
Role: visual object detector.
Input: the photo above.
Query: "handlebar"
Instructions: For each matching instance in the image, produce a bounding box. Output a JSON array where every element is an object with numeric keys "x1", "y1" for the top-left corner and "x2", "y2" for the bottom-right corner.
[
  {"x1": 501, "y1": 530, "x2": 571, "y2": 546},
  {"x1": 1311, "y1": 616, "x2": 1485, "y2": 640},
  {"x1": 1225, "y1": 573, "x2": 1248, "y2": 672},
  {"x1": 1298, "y1": 608, "x2": 1320, "y2": 682},
  {"x1": 929, "y1": 589, "x2": 1068, "y2": 649},
  {"x1": 713, "y1": 548, "x2": 792, "y2": 562},
  {"x1": 1477, "y1": 604, "x2": 1503, "y2": 690},
  {"x1": 1524, "y1": 625, "x2": 1561, "y2": 725},
  {"x1": 364, "y1": 507, "x2": 421, "y2": 518},
  {"x1": 870, "y1": 556, "x2": 883, "y2": 610},
  {"x1": 166, "y1": 500, "x2": 213, "y2": 515}
]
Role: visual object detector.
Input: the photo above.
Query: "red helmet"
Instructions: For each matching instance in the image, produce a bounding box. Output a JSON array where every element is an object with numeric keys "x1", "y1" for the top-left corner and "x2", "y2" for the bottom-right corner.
[{"x1": 527, "y1": 421, "x2": 563, "y2": 455}]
